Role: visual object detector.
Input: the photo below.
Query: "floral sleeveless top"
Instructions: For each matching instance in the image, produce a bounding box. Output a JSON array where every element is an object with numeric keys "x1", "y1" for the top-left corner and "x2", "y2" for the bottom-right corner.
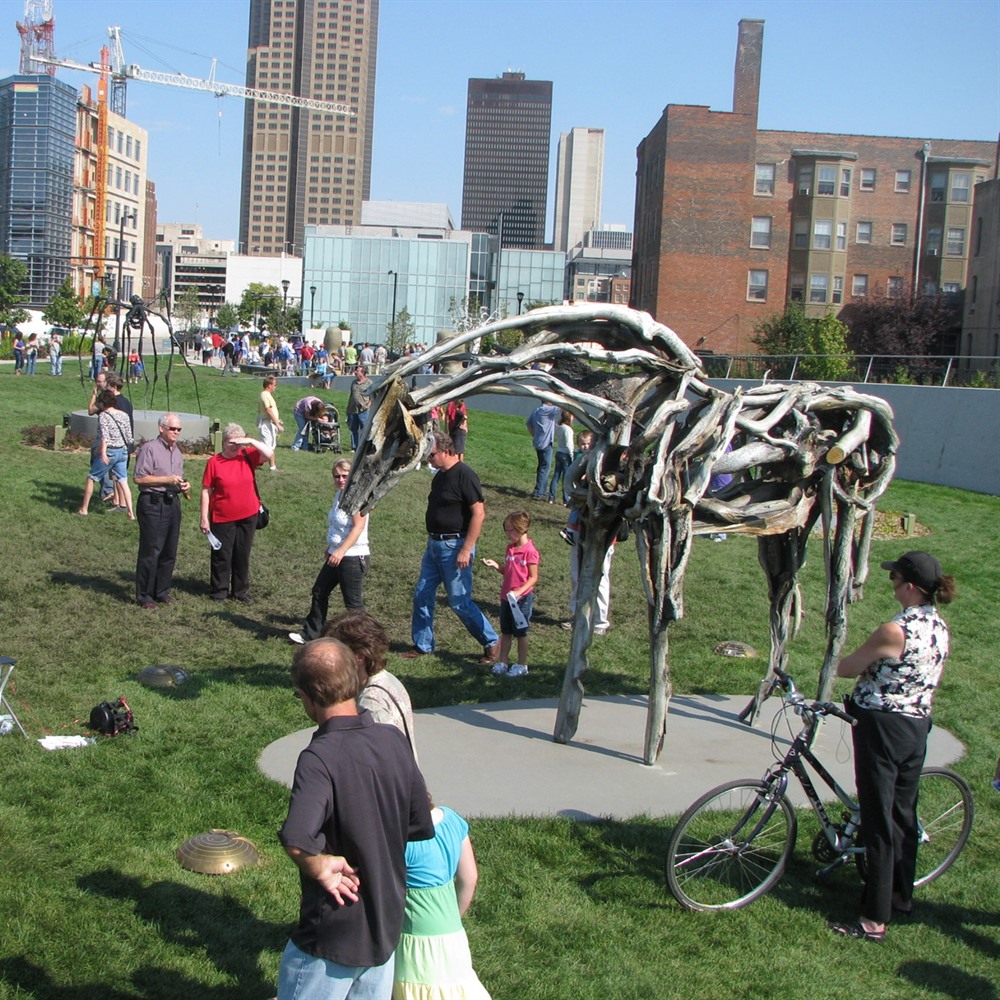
[{"x1": 852, "y1": 604, "x2": 949, "y2": 718}]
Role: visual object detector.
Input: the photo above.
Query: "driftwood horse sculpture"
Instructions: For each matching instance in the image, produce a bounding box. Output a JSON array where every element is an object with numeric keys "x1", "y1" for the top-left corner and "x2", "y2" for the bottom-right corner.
[{"x1": 341, "y1": 305, "x2": 898, "y2": 765}]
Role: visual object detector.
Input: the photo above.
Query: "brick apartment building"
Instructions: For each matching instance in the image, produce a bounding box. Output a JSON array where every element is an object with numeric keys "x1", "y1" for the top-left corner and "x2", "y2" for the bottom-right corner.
[{"x1": 632, "y1": 19, "x2": 999, "y2": 356}]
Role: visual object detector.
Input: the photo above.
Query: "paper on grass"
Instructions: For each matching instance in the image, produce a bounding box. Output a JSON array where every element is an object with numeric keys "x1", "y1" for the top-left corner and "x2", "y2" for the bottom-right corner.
[{"x1": 38, "y1": 735, "x2": 96, "y2": 750}]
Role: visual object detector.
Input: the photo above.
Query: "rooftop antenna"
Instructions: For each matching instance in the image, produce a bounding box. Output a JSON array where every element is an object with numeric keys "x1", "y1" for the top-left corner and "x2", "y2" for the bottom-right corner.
[{"x1": 16, "y1": 0, "x2": 55, "y2": 75}]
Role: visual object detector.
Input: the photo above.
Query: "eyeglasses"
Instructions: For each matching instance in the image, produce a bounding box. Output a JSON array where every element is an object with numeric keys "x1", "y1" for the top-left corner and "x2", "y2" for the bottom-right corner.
[
  {"x1": 428, "y1": 450, "x2": 440, "y2": 458},
  {"x1": 333, "y1": 473, "x2": 350, "y2": 480},
  {"x1": 166, "y1": 426, "x2": 182, "y2": 432}
]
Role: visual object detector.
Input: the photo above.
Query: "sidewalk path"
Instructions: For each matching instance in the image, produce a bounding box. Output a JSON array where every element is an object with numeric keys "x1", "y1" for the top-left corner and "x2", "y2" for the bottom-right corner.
[{"x1": 258, "y1": 694, "x2": 965, "y2": 820}]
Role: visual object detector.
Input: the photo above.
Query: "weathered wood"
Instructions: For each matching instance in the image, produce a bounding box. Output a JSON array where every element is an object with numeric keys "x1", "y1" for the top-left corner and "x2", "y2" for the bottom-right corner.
[{"x1": 339, "y1": 305, "x2": 898, "y2": 764}]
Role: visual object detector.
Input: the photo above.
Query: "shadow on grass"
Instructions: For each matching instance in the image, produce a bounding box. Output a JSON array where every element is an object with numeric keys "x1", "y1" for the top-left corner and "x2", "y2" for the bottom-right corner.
[
  {"x1": 567, "y1": 817, "x2": 675, "y2": 907},
  {"x1": 76, "y1": 868, "x2": 285, "y2": 999},
  {"x1": 897, "y1": 960, "x2": 998, "y2": 1000},
  {"x1": 50, "y1": 568, "x2": 133, "y2": 604}
]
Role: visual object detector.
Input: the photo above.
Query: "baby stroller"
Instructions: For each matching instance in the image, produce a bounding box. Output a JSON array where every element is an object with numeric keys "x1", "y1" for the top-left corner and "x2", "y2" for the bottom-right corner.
[{"x1": 309, "y1": 404, "x2": 341, "y2": 453}]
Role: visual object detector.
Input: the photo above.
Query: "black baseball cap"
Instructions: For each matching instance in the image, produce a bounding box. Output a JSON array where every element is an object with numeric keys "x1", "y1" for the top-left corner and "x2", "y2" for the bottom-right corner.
[{"x1": 880, "y1": 551, "x2": 942, "y2": 594}]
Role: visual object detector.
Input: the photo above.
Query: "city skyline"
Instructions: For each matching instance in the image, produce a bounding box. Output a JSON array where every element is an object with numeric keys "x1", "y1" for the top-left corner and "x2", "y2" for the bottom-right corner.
[{"x1": 6, "y1": 0, "x2": 998, "y2": 246}]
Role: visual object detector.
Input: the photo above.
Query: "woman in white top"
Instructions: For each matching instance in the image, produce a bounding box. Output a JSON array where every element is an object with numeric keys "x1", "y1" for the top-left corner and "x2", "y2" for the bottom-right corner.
[
  {"x1": 323, "y1": 608, "x2": 419, "y2": 764},
  {"x1": 289, "y1": 458, "x2": 369, "y2": 642},
  {"x1": 831, "y1": 550, "x2": 955, "y2": 943}
]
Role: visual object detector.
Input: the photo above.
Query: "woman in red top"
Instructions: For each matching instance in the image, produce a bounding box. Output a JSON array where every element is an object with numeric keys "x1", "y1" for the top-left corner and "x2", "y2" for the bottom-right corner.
[{"x1": 199, "y1": 422, "x2": 274, "y2": 603}]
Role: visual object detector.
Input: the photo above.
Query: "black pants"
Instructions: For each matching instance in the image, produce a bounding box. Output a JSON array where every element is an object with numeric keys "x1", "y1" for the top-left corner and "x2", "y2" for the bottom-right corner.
[
  {"x1": 210, "y1": 515, "x2": 257, "y2": 600},
  {"x1": 135, "y1": 492, "x2": 182, "y2": 603},
  {"x1": 849, "y1": 701, "x2": 930, "y2": 924},
  {"x1": 301, "y1": 555, "x2": 368, "y2": 639}
]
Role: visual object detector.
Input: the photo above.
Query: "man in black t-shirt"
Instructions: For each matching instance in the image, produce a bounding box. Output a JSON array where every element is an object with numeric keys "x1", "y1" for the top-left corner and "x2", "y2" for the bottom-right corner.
[
  {"x1": 277, "y1": 638, "x2": 433, "y2": 998},
  {"x1": 401, "y1": 432, "x2": 500, "y2": 664}
]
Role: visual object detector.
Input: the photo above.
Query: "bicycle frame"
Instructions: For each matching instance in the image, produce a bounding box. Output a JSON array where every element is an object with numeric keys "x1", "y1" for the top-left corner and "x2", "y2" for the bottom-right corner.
[{"x1": 760, "y1": 698, "x2": 863, "y2": 872}]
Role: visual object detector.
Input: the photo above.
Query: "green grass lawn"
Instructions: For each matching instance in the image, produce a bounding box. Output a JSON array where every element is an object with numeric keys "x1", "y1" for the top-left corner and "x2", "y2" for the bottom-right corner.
[{"x1": 1, "y1": 363, "x2": 998, "y2": 999}]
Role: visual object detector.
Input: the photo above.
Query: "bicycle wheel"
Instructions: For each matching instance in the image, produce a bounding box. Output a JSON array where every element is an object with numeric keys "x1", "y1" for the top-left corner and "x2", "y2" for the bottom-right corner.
[
  {"x1": 913, "y1": 767, "x2": 973, "y2": 886},
  {"x1": 665, "y1": 779, "x2": 798, "y2": 911}
]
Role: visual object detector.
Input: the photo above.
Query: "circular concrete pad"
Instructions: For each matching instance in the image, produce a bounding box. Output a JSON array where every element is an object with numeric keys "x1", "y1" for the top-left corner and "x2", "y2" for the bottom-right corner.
[{"x1": 259, "y1": 695, "x2": 964, "y2": 821}]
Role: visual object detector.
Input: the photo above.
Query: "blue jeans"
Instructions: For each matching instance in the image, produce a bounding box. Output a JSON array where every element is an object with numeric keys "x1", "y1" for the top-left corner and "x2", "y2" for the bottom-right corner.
[
  {"x1": 532, "y1": 445, "x2": 553, "y2": 498},
  {"x1": 291, "y1": 410, "x2": 310, "y2": 451},
  {"x1": 412, "y1": 537, "x2": 498, "y2": 653},
  {"x1": 277, "y1": 939, "x2": 394, "y2": 1000},
  {"x1": 550, "y1": 449, "x2": 572, "y2": 502},
  {"x1": 25, "y1": 354, "x2": 37, "y2": 375}
]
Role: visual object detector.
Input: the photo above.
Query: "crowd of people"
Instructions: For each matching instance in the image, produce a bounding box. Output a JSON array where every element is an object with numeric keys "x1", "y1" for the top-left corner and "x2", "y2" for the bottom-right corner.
[{"x1": 53, "y1": 357, "x2": 982, "y2": 988}]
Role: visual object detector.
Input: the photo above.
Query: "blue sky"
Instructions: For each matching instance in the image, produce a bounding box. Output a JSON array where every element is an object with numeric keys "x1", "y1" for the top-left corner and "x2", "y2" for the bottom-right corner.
[{"x1": 5, "y1": 0, "x2": 998, "y2": 243}]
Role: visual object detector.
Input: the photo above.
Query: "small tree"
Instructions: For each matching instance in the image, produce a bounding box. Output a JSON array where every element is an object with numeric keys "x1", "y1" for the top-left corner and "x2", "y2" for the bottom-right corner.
[
  {"x1": 176, "y1": 286, "x2": 202, "y2": 333},
  {"x1": 839, "y1": 286, "x2": 963, "y2": 357},
  {"x1": 386, "y1": 307, "x2": 414, "y2": 356},
  {"x1": 42, "y1": 277, "x2": 86, "y2": 330},
  {"x1": 215, "y1": 302, "x2": 239, "y2": 333},
  {"x1": 237, "y1": 282, "x2": 280, "y2": 333},
  {"x1": 0, "y1": 253, "x2": 29, "y2": 327},
  {"x1": 751, "y1": 303, "x2": 853, "y2": 381}
]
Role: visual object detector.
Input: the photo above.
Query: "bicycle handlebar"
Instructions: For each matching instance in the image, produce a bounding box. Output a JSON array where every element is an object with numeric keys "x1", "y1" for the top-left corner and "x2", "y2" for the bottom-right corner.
[
  {"x1": 761, "y1": 669, "x2": 857, "y2": 726},
  {"x1": 814, "y1": 701, "x2": 858, "y2": 727}
]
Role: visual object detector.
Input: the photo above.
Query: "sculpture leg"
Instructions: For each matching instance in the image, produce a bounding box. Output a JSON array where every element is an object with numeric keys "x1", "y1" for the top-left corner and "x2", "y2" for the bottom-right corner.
[{"x1": 553, "y1": 532, "x2": 611, "y2": 744}]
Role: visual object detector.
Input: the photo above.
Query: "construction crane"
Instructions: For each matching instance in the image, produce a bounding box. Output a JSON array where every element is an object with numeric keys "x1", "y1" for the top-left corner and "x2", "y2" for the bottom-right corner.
[{"x1": 38, "y1": 24, "x2": 355, "y2": 117}]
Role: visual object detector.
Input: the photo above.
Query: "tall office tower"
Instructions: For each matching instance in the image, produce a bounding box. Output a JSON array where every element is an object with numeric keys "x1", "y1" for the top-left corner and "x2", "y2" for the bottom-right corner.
[
  {"x1": 239, "y1": 0, "x2": 379, "y2": 258},
  {"x1": 553, "y1": 127, "x2": 604, "y2": 252},
  {"x1": 462, "y1": 71, "x2": 552, "y2": 249},
  {"x1": 0, "y1": 74, "x2": 76, "y2": 306}
]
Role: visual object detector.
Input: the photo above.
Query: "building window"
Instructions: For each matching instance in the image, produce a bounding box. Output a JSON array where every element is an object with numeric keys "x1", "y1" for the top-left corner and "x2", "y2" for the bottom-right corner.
[
  {"x1": 836, "y1": 222, "x2": 847, "y2": 251},
  {"x1": 887, "y1": 276, "x2": 905, "y2": 298},
  {"x1": 753, "y1": 163, "x2": 774, "y2": 195},
  {"x1": 852, "y1": 274, "x2": 869, "y2": 297},
  {"x1": 856, "y1": 221, "x2": 872, "y2": 244},
  {"x1": 841, "y1": 168, "x2": 852, "y2": 196},
  {"x1": 890, "y1": 223, "x2": 908, "y2": 246},
  {"x1": 946, "y1": 227, "x2": 965, "y2": 256},
  {"x1": 942, "y1": 282, "x2": 960, "y2": 295},
  {"x1": 750, "y1": 216, "x2": 772, "y2": 248},
  {"x1": 930, "y1": 172, "x2": 946, "y2": 202},
  {"x1": 790, "y1": 272, "x2": 805, "y2": 301},
  {"x1": 832, "y1": 275, "x2": 844, "y2": 304},
  {"x1": 859, "y1": 168, "x2": 876, "y2": 191},
  {"x1": 817, "y1": 165, "x2": 836, "y2": 195},
  {"x1": 809, "y1": 274, "x2": 829, "y2": 303},
  {"x1": 747, "y1": 269, "x2": 768, "y2": 301},
  {"x1": 951, "y1": 172, "x2": 970, "y2": 202},
  {"x1": 813, "y1": 220, "x2": 833, "y2": 250},
  {"x1": 793, "y1": 219, "x2": 809, "y2": 249},
  {"x1": 926, "y1": 227, "x2": 942, "y2": 255},
  {"x1": 895, "y1": 170, "x2": 911, "y2": 193},
  {"x1": 797, "y1": 164, "x2": 813, "y2": 195}
]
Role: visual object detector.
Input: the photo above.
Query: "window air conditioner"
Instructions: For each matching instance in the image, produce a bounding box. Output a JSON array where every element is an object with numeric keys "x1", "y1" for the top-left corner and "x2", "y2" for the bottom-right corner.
[{"x1": 927, "y1": 248, "x2": 939, "y2": 256}]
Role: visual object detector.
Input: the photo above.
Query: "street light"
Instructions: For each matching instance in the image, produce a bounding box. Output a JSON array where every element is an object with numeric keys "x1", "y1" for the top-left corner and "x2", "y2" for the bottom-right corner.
[
  {"x1": 516, "y1": 291, "x2": 524, "y2": 315},
  {"x1": 113, "y1": 207, "x2": 137, "y2": 354},
  {"x1": 388, "y1": 269, "x2": 399, "y2": 331},
  {"x1": 281, "y1": 279, "x2": 290, "y2": 313},
  {"x1": 310, "y1": 285, "x2": 317, "y2": 331}
]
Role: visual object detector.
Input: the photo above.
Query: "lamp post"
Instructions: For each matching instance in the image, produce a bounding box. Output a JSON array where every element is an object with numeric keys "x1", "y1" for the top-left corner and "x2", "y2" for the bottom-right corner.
[
  {"x1": 309, "y1": 285, "x2": 317, "y2": 331},
  {"x1": 281, "y1": 279, "x2": 290, "y2": 313},
  {"x1": 516, "y1": 290, "x2": 524, "y2": 315},
  {"x1": 113, "y1": 207, "x2": 137, "y2": 354},
  {"x1": 388, "y1": 269, "x2": 399, "y2": 332}
]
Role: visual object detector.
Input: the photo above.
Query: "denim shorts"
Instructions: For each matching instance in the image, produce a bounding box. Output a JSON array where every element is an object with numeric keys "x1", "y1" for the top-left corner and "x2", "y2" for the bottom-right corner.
[
  {"x1": 105, "y1": 447, "x2": 128, "y2": 482},
  {"x1": 499, "y1": 591, "x2": 534, "y2": 638}
]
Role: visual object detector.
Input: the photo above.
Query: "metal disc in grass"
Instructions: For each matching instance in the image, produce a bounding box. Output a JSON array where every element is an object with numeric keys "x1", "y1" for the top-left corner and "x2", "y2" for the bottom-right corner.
[
  {"x1": 137, "y1": 665, "x2": 191, "y2": 688},
  {"x1": 177, "y1": 830, "x2": 260, "y2": 875},
  {"x1": 713, "y1": 641, "x2": 758, "y2": 658}
]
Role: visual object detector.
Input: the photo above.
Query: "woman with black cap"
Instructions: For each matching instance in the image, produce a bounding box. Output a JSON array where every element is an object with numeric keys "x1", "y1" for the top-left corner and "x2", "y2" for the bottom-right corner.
[{"x1": 831, "y1": 551, "x2": 955, "y2": 942}]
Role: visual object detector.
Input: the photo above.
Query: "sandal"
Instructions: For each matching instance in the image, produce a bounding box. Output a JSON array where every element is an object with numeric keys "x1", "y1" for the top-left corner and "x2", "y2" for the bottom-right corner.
[{"x1": 828, "y1": 920, "x2": 885, "y2": 942}]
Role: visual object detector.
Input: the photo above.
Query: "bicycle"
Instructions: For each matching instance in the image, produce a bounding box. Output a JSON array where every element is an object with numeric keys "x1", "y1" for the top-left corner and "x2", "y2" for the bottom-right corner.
[{"x1": 665, "y1": 669, "x2": 973, "y2": 911}]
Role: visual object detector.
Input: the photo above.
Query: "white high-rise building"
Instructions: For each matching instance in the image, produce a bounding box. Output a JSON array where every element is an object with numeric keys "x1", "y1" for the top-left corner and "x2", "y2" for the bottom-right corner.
[{"x1": 553, "y1": 127, "x2": 604, "y2": 253}]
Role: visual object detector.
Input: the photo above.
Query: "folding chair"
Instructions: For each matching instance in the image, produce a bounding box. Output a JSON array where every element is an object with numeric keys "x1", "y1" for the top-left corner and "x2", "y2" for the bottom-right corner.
[{"x1": 0, "y1": 655, "x2": 28, "y2": 738}]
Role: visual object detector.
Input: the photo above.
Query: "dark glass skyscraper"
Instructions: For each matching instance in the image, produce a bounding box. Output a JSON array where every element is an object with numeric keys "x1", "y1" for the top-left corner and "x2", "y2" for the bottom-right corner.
[
  {"x1": 0, "y1": 75, "x2": 76, "y2": 306},
  {"x1": 461, "y1": 72, "x2": 552, "y2": 249},
  {"x1": 239, "y1": 0, "x2": 380, "y2": 257}
]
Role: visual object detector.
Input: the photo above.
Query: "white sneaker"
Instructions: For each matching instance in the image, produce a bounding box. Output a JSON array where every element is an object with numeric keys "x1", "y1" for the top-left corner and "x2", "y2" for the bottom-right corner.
[
  {"x1": 288, "y1": 632, "x2": 306, "y2": 645},
  {"x1": 593, "y1": 625, "x2": 610, "y2": 636},
  {"x1": 560, "y1": 621, "x2": 574, "y2": 631},
  {"x1": 491, "y1": 661, "x2": 508, "y2": 675},
  {"x1": 507, "y1": 663, "x2": 529, "y2": 677}
]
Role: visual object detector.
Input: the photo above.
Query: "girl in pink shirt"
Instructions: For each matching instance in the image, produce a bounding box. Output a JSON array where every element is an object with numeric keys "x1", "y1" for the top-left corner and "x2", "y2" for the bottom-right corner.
[{"x1": 481, "y1": 510, "x2": 539, "y2": 677}]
